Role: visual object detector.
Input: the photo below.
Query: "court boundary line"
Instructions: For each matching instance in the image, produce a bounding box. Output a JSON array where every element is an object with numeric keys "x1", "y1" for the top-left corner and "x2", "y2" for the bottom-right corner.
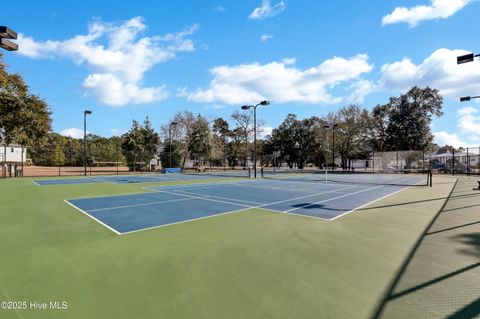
[
  {"x1": 63, "y1": 181, "x2": 415, "y2": 236},
  {"x1": 34, "y1": 178, "x2": 106, "y2": 186},
  {"x1": 87, "y1": 197, "x2": 196, "y2": 212},
  {"x1": 145, "y1": 179, "x2": 354, "y2": 193},
  {"x1": 64, "y1": 200, "x2": 121, "y2": 235},
  {"x1": 66, "y1": 180, "x2": 251, "y2": 201},
  {"x1": 119, "y1": 205, "x2": 257, "y2": 235},
  {"x1": 67, "y1": 189, "x2": 159, "y2": 201},
  {"x1": 155, "y1": 189, "x2": 255, "y2": 208},
  {"x1": 31, "y1": 180, "x2": 40, "y2": 186},
  {"x1": 67, "y1": 184, "x2": 357, "y2": 235},
  {"x1": 329, "y1": 186, "x2": 410, "y2": 221},
  {"x1": 143, "y1": 180, "x2": 253, "y2": 192},
  {"x1": 285, "y1": 185, "x2": 382, "y2": 213},
  {"x1": 257, "y1": 185, "x2": 357, "y2": 208},
  {"x1": 162, "y1": 189, "x2": 265, "y2": 206},
  {"x1": 102, "y1": 185, "x2": 363, "y2": 234}
]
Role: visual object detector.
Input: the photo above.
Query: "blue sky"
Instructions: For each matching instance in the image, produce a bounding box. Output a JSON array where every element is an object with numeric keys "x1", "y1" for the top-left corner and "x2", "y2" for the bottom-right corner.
[{"x1": 3, "y1": 0, "x2": 480, "y2": 147}]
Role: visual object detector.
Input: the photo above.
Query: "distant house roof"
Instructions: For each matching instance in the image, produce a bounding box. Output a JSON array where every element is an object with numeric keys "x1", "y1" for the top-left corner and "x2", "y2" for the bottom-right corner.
[{"x1": 427, "y1": 152, "x2": 477, "y2": 159}]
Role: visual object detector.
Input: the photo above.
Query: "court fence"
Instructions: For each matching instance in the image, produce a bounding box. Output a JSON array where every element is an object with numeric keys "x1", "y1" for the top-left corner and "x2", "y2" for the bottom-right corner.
[
  {"x1": 340, "y1": 149, "x2": 480, "y2": 176},
  {"x1": 2, "y1": 148, "x2": 480, "y2": 178}
]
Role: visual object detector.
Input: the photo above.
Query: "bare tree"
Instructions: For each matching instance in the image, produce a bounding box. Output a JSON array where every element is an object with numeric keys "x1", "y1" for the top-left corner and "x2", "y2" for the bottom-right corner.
[{"x1": 231, "y1": 110, "x2": 265, "y2": 168}]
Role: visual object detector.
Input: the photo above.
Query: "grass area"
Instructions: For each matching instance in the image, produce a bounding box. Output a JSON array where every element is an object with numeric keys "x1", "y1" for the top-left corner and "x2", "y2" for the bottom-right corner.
[{"x1": 0, "y1": 177, "x2": 456, "y2": 319}]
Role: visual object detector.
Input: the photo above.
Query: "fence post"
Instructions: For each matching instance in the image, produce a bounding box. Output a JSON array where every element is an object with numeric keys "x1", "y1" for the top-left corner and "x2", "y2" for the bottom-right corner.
[
  {"x1": 372, "y1": 152, "x2": 375, "y2": 173},
  {"x1": 467, "y1": 147, "x2": 470, "y2": 176},
  {"x1": 452, "y1": 149, "x2": 455, "y2": 176},
  {"x1": 396, "y1": 151, "x2": 399, "y2": 170},
  {"x1": 422, "y1": 149, "x2": 425, "y2": 173}
]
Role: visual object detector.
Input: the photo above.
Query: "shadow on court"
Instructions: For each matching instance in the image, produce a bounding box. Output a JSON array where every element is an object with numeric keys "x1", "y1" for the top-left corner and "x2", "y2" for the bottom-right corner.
[{"x1": 372, "y1": 178, "x2": 480, "y2": 319}]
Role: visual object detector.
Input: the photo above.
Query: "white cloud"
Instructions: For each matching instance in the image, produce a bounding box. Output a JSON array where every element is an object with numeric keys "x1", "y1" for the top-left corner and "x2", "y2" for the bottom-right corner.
[
  {"x1": 382, "y1": 0, "x2": 472, "y2": 27},
  {"x1": 433, "y1": 105, "x2": 480, "y2": 147},
  {"x1": 249, "y1": 0, "x2": 286, "y2": 19},
  {"x1": 203, "y1": 104, "x2": 226, "y2": 110},
  {"x1": 260, "y1": 34, "x2": 273, "y2": 42},
  {"x1": 258, "y1": 126, "x2": 273, "y2": 139},
  {"x1": 381, "y1": 48, "x2": 480, "y2": 99},
  {"x1": 183, "y1": 54, "x2": 373, "y2": 105},
  {"x1": 110, "y1": 128, "x2": 127, "y2": 136},
  {"x1": 214, "y1": 6, "x2": 226, "y2": 12},
  {"x1": 457, "y1": 106, "x2": 480, "y2": 139},
  {"x1": 433, "y1": 131, "x2": 467, "y2": 148},
  {"x1": 347, "y1": 80, "x2": 376, "y2": 104},
  {"x1": 17, "y1": 17, "x2": 198, "y2": 107},
  {"x1": 82, "y1": 73, "x2": 169, "y2": 106},
  {"x1": 60, "y1": 128, "x2": 86, "y2": 139},
  {"x1": 281, "y1": 57, "x2": 296, "y2": 65}
]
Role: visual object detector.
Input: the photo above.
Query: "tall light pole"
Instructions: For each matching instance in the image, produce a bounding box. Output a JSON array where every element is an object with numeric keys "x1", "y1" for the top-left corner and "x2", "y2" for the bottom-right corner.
[
  {"x1": 241, "y1": 100, "x2": 270, "y2": 178},
  {"x1": 1, "y1": 26, "x2": 18, "y2": 179},
  {"x1": 169, "y1": 121, "x2": 178, "y2": 168},
  {"x1": 84, "y1": 110, "x2": 92, "y2": 176},
  {"x1": 323, "y1": 124, "x2": 338, "y2": 169}
]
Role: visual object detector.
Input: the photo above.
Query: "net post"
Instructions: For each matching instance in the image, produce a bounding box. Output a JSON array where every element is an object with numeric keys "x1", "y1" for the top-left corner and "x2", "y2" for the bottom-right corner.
[
  {"x1": 261, "y1": 167, "x2": 264, "y2": 178},
  {"x1": 429, "y1": 169, "x2": 433, "y2": 187},
  {"x1": 248, "y1": 167, "x2": 251, "y2": 178}
]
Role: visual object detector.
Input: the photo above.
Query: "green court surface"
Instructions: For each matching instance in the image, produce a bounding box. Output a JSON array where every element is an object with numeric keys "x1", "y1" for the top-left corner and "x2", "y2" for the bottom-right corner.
[{"x1": 0, "y1": 176, "x2": 477, "y2": 319}]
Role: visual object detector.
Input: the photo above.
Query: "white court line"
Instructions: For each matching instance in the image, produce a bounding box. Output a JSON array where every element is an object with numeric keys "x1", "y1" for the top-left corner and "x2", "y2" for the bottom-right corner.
[
  {"x1": 87, "y1": 197, "x2": 196, "y2": 212},
  {"x1": 156, "y1": 189, "x2": 255, "y2": 209},
  {"x1": 256, "y1": 185, "x2": 357, "y2": 208},
  {"x1": 255, "y1": 182, "x2": 352, "y2": 192},
  {"x1": 144, "y1": 180, "x2": 253, "y2": 192},
  {"x1": 76, "y1": 184, "x2": 356, "y2": 235},
  {"x1": 119, "y1": 205, "x2": 255, "y2": 235},
  {"x1": 119, "y1": 185, "x2": 405, "y2": 235},
  {"x1": 31, "y1": 180, "x2": 40, "y2": 186},
  {"x1": 68, "y1": 189, "x2": 161, "y2": 201},
  {"x1": 165, "y1": 189, "x2": 265, "y2": 206},
  {"x1": 285, "y1": 185, "x2": 382, "y2": 213},
  {"x1": 64, "y1": 200, "x2": 121, "y2": 235},
  {"x1": 329, "y1": 186, "x2": 410, "y2": 221},
  {"x1": 64, "y1": 179, "x2": 407, "y2": 235},
  {"x1": 159, "y1": 184, "x2": 356, "y2": 210}
]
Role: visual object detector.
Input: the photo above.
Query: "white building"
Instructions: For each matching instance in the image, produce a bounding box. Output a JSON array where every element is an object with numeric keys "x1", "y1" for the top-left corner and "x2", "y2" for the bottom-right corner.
[{"x1": 0, "y1": 144, "x2": 27, "y2": 163}]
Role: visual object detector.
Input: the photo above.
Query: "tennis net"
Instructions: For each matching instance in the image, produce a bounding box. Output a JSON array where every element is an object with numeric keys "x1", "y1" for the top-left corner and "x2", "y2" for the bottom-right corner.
[
  {"x1": 184, "y1": 167, "x2": 251, "y2": 178},
  {"x1": 261, "y1": 168, "x2": 431, "y2": 187}
]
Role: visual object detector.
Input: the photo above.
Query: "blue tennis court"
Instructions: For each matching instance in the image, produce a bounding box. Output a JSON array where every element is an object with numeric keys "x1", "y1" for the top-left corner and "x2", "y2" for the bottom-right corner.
[
  {"x1": 65, "y1": 178, "x2": 413, "y2": 234},
  {"x1": 34, "y1": 171, "x2": 249, "y2": 186}
]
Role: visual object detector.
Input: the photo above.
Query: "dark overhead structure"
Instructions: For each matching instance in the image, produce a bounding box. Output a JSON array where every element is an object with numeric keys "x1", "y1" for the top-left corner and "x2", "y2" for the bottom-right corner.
[
  {"x1": 0, "y1": 26, "x2": 18, "y2": 51},
  {"x1": 457, "y1": 52, "x2": 479, "y2": 65},
  {"x1": 460, "y1": 96, "x2": 480, "y2": 102},
  {"x1": 457, "y1": 51, "x2": 479, "y2": 103}
]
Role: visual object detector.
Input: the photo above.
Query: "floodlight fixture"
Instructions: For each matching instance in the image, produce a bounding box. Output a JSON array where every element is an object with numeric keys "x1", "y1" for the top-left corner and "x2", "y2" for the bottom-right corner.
[
  {"x1": 457, "y1": 53, "x2": 480, "y2": 65},
  {"x1": 0, "y1": 26, "x2": 18, "y2": 51},
  {"x1": 0, "y1": 38, "x2": 18, "y2": 51},
  {"x1": 0, "y1": 26, "x2": 17, "y2": 39},
  {"x1": 460, "y1": 96, "x2": 480, "y2": 102}
]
